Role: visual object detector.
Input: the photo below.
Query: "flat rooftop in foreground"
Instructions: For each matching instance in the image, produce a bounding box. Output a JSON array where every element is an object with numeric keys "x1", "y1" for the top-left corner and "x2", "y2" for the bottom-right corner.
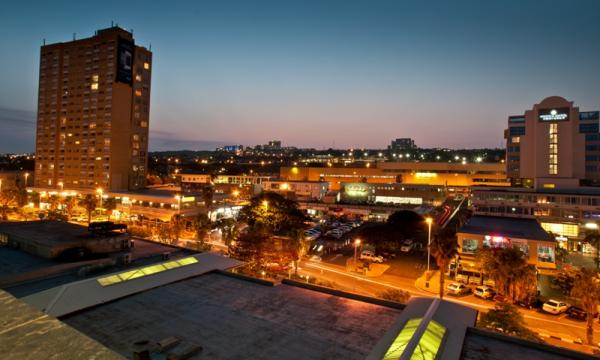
[
  {"x1": 63, "y1": 273, "x2": 401, "y2": 360},
  {"x1": 461, "y1": 329, "x2": 591, "y2": 360},
  {"x1": 0, "y1": 290, "x2": 122, "y2": 360}
]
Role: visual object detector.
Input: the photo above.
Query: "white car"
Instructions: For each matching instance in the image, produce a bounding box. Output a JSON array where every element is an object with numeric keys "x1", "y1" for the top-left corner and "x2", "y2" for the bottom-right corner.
[
  {"x1": 447, "y1": 282, "x2": 472, "y2": 296},
  {"x1": 473, "y1": 285, "x2": 495, "y2": 300},
  {"x1": 400, "y1": 240, "x2": 414, "y2": 253},
  {"x1": 308, "y1": 255, "x2": 322, "y2": 262},
  {"x1": 542, "y1": 300, "x2": 569, "y2": 315},
  {"x1": 359, "y1": 251, "x2": 384, "y2": 263}
]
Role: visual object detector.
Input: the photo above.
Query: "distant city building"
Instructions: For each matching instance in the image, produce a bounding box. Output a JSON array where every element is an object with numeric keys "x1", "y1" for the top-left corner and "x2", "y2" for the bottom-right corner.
[
  {"x1": 34, "y1": 27, "x2": 152, "y2": 192},
  {"x1": 389, "y1": 138, "x2": 416, "y2": 152},
  {"x1": 266, "y1": 140, "x2": 282, "y2": 149},
  {"x1": 506, "y1": 96, "x2": 600, "y2": 189},
  {"x1": 217, "y1": 145, "x2": 244, "y2": 154}
]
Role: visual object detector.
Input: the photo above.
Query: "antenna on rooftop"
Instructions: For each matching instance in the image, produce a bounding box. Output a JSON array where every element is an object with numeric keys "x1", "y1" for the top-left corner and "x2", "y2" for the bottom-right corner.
[
  {"x1": 43, "y1": 38, "x2": 46, "y2": 45},
  {"x1": 149, "y1": 43, "x2": 152, "y2": 51},
  {"x1": 111, "y1": 20, "x2": 114, "y2": 27},
  {"x1": 130, "y1": 28, "x2": 133, "y2": 35},
  {"x1": 73, "y1": 33, "x2": 76, "y2": 40}
]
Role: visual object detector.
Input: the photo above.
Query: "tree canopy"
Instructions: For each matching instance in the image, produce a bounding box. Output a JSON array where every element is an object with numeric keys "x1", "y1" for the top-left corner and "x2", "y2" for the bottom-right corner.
[
  {"x1": 387, "y1": 210, "x2": 425, "y2": 238},
  {"x1": 239, "y1": 192, "x2": 308, "y2": 236},
  {"x1": 478, "y1": 246, "x2": 536, "y2": 302},
  {"x1": 570, "y1": 268, "x2": 600, "y2": 345},
  {"x1": 478, "y1": 303, "x2": 542, "y2": 342}
]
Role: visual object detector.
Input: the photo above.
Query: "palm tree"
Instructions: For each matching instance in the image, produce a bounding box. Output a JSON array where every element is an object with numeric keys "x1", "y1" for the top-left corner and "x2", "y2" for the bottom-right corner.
[
  {"x1": 0, "y1": 188, "x2": 20, "y2": 220},
  {"x1": 202, "y1": 185, "x2": 214, "y2": 210},
  {"x1": 584, "y1": 230, "x2": 600, "y2": 270},
  {"x1": 480, "y1": 246, "x2": 533, "y2": 302},
  {"x1": 570, "y1": 268, "x2": 600, "y2": 345},
  {"x1": 63, "y1": 196, "x2": 78, "y2": 220},
  {"x1": 430, "y1": 227, "x2": 459, "y2": 299},
  {"x1": 193, "y1": 213, "x2": 212, "y2": 247},
  {"x1": 288, "y1": 228, "x2": 308, "y2": 276},
  {"x1": 48, "y1": 194, "x2": 60, "y2": 212},
  {"x1": 78, "y1": 194, "x2": 97, "y2": 225},
  {"x1": 216, "y1": 218, "x2": 239, "y2": 247},
  {"x1": 103, "y1": 197, "x2": 117, "y2": 220}
]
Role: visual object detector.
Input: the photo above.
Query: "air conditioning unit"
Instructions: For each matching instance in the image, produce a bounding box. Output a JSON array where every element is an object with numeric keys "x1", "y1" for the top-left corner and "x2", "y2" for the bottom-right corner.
[{"x1": 162, "y1": 252, "x2": 170, "y2": 260}]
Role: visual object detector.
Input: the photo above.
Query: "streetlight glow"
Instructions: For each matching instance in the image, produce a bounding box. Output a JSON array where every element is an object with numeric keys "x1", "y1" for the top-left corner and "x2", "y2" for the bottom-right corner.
[{"x1": 425, "y1": 217, "x2": 433, "y2": 273}]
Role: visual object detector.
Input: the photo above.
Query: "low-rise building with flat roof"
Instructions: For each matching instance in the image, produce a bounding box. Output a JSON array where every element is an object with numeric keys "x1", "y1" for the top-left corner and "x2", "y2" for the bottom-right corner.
[
  {"x1": 0, "y1": 221, "x2": 130, "y2": 260},
  {"x1": 457, "y1": 216, "x2": 556, "y2": 269},
  {"x1": 262, "y1": 180, "x2": 329, "y2": 200}
]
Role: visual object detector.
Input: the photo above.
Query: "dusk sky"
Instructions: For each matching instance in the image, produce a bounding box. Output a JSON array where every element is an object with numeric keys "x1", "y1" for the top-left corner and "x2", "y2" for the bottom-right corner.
[{"x1": 1, "y1": 0, "x2": 599, "y2": 152}]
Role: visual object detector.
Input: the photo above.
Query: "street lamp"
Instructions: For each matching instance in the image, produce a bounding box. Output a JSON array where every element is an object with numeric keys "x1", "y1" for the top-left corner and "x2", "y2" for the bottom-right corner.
[
  {"x1": 96, "y1": 188, "x2": 103, "y2": 209},
  {"x1": 425, "y1": 217, "x2": 433, "y2": 273},
  {"x1": 58, "y1": 181, "x2": 64, "y2": 192},
  {"x1": 24, "y1": 173, "x2": 29, "y2": 188},
  {"x1": 262, "y1": 200, "x2": 269, "y2": 209},
  {"x1": 175, "y1": 195, "x2": 181, "y2": 215},
  {"x1": 353, "y1": 238, "x2": 361, "y2": 291}
]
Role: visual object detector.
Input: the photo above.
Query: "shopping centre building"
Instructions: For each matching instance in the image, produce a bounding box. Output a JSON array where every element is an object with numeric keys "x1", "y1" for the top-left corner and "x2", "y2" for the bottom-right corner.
[{"x1": 280, "y1": 161, "x2": 509, "y2": 191}]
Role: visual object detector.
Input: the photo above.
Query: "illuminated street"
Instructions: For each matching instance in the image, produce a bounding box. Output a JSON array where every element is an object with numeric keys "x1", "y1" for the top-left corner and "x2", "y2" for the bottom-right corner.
[{"x1": 298, "y1": 256, "x2": 599, "y2": 354}]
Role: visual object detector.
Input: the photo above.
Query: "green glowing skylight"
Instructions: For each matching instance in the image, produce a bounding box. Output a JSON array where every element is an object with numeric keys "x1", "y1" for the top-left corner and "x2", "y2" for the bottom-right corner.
[
  {"x1": 411, "y1": 320, "x2": 446, "y2": 360},
  {"x1": 97, "y1": 256, "x2": 198, "y2": 287},
  {"x1": 381, "y1": 318, "x2": 446, "y2": 360}
]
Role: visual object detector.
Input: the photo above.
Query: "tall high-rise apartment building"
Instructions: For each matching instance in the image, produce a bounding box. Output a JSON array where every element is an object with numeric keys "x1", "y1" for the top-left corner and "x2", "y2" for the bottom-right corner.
[
  {"x1": 505, "y1": 96, "x2": 599, "y2": 189},
  {"x1": 34, "y1": 27, "x2": 151, "y2": 192}
]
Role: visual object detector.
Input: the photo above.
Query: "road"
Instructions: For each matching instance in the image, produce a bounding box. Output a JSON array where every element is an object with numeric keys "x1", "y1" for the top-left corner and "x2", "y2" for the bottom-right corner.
[{"x1": 297, "y1": 254, "x2": 599, "y2": 354}]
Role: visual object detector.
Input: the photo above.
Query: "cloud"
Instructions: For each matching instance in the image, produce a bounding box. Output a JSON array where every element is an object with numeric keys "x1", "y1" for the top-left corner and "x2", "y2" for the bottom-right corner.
[
  {"x1": 149, "y1": 129, "x2": 228, "y2": 151},
  {"x1": 0, "y1": 107, "x2": 35, "y2": 153}
]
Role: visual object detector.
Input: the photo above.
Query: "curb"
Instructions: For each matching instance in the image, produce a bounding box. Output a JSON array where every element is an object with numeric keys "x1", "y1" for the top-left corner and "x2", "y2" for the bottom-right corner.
[
  {"x1": 537, "y1": 331, "x2": 584, "y2": 345},
  {"x1": 281, "y1": 278, "x2": 406, "y2": 310}
]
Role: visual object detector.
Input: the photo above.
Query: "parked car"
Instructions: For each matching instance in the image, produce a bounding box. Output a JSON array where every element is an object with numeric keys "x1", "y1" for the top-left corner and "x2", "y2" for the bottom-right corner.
[
  {"x1": 308, "y1": 255, "x2": 322, "y2": 262},
  {"x1": 359, "y1": 251, "x2": 384, "y2": 263},
  {"x1": 567, "y1": 306, "x2": 597, "y2": 321},
  {"x1": 516, "y1": 296, "x2": 543, "y2": 310},
  {"x1": 447, "y1": 282, "x2": 472, "y2": 296},
  {"x1": 381, "y1": 251, "x2": 397, "y2": 260},
  {"x1": 493, "y1": 294, "x2": 508, "y2": 304},
  {"x1": 400, "y1": 240, "x2": 414, "y2": 253},
  {"x1": 473, "y1": 285, "x2": 495, "y2": 300},
  {"x1": 542, "y1": 300, "x2": 570, "y2": 315}
]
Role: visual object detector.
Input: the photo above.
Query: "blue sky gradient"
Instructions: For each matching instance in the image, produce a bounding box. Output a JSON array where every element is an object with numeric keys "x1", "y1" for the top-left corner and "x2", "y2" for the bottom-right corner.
[{"x1": 1, "y1": 0, "x2": 599, "y2": 151}]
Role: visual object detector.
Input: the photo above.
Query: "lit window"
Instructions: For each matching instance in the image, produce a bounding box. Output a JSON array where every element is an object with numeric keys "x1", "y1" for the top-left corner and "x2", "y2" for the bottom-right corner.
[
  {"x1": 548, "y1": 123, "x2": 558, "y2": 175},
  {"x1": 140, "y1": 121, "x2": 148, "y2": 128},
  {"x1": 91, "y1": 83, "x2": 99, "y2": 90},
  {"x1": 92, "y1": 74, "x2": 99, "y2": 82},
  {"x1": 511, "y1": 136, "x2": 520, "y2": 143},
  {"x1": 135, "y1": 74, "x2": 142, "y2": 81},
  {"x1": 135, "y1": 89, "x2": 142, "y2": 96},
  {"x1": 143, "y1": 62, "x2": 150, "y2": 70}
]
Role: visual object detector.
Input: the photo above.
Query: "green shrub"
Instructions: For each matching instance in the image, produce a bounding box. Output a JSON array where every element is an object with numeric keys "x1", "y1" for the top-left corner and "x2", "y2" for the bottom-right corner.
[{"x1": 376, "y1": 289, "x2": 410, "y2": 303}]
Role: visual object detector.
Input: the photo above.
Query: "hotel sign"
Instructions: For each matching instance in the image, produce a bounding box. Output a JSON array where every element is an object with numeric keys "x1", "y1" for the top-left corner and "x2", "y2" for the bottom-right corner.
[{"x1": 539, "y1": 108, "x2": 569, "y2": 121}]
